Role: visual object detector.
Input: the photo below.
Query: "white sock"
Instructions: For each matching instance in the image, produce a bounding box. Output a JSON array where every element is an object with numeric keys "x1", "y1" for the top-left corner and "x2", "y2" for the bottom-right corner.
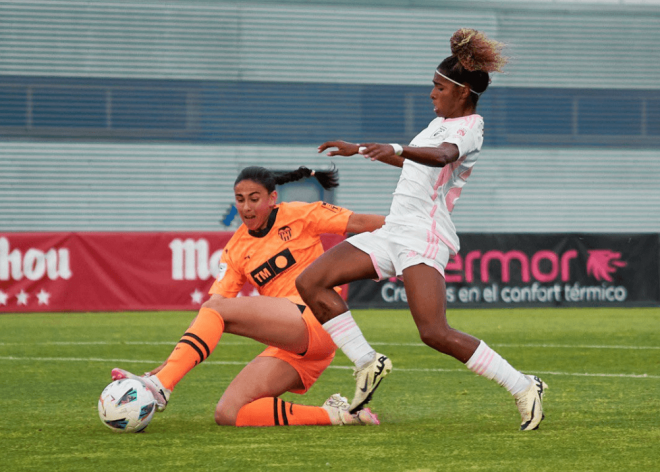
[
  {"x1": 323, "y1": 311, "x2": 376, "y2": 369},
  {"x1": 465, "y1": 341, "x2": 531, "y2": 396}
]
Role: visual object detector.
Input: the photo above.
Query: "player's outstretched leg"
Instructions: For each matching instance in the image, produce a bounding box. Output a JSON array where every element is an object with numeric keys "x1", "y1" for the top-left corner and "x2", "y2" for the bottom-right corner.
[
  {"x1": 322, "y1": 394, "x2": 380, "y2": 426},
  {"x1": 232, "y1": 394, "x2": 379, "y2": 426},
  {"x1": 110, "y1": 306, "x2": 224, "y2": 413},
  {"x1": 349, "y1": 353, "x2": 392, "y2": 413},
  {"x1": 515, "y1": 375, "x2": 548, "y2": 431},
  {"x1": 465, "y1": 341, "x2": 549, "y2": 431},
  {"x1": 111, "y1": 368, "x2": 171, "y2": 412}
]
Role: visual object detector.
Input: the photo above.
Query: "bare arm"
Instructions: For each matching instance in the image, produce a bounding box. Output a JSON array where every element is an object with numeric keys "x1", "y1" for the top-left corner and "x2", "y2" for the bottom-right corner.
[
  {"x1": 318, "y1": 140, "x2": 460, "y2": 168},
  {"x1": 318, "y1": 140, "x2": 404, "y2": 168},
  {"x1": 359, "y1": 142, "x2": 460, "y2": 168},
  {"x1": 345, "y1": 213, "x2": 386, "y2": 234}
]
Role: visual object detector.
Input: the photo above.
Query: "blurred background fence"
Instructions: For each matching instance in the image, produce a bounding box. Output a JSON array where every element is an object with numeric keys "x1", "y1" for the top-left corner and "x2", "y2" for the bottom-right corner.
[{"x1": 2, "y1": 0, "x2": 660, "y2": 232}]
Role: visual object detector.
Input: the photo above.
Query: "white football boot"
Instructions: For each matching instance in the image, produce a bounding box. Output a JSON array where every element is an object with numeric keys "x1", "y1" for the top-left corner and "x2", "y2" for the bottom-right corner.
[
  {"x1": 322, "y1": 394, "x2": 380, "y2": 426},
  {"x1": 515, "y1": 375, "x2": 548, "y2": 431},
  {"x1": 349, "y1": 353, "x2": 392, "y2": 413}
]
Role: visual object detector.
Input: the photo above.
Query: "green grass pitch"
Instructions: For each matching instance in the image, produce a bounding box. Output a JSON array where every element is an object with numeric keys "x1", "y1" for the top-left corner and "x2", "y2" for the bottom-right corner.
[{"x1": 1, "y1": 307, "x2": 659, "y2": 471}]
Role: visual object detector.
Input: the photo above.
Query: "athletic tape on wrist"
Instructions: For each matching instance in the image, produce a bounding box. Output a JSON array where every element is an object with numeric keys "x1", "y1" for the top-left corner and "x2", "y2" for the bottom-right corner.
[{"x1": 390, "y1": 143, "x2": 403, "y2": 156}]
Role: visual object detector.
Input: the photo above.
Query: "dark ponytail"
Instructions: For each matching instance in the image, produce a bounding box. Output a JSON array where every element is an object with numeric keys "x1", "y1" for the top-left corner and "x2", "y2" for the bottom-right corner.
[
  {"x1": 235, "y1": 165, "x2": 339, "y2": 192},
  {"x1": 274, "y1": 165, "x2": 338, "y2": 190}
]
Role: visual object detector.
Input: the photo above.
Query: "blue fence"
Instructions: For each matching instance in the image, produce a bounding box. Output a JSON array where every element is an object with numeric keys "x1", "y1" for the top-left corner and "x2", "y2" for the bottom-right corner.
[{"x1": 1, "y1": 76, "x2": 659, "y2": 148}]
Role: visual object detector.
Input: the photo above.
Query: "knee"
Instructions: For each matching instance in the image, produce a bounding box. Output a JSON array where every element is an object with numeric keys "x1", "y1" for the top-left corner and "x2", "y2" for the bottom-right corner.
[
  {"x1": 202, "y1": 298, "x2": 222, "y2": 312},
  {"x1": 417, "y1": 324, "x2": 451, "y2": 351},
  {"x1": 296, "y1": 266, "x2": 337, "y2": 300},
  {"x1": 214, "y1": 402, "x2": 237, "y2": 426},
  {"x1": 295, "y1": 272, "x2": 316, "y2": 301}
]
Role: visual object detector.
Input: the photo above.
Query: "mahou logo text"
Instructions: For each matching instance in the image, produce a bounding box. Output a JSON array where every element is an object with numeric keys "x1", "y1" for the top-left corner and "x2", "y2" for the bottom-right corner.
[
  {"x1": 170, "y1": 238, "x2": 223, "y2": 280},
  {"x1": 0, "y1": 237, "x2": 72, "y2": 281}
]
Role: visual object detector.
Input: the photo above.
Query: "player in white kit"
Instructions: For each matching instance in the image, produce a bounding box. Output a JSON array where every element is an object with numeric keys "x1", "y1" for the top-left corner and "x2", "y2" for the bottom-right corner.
[{"x1": 296, "y1": 28, "x2": 548, "y2": 431}]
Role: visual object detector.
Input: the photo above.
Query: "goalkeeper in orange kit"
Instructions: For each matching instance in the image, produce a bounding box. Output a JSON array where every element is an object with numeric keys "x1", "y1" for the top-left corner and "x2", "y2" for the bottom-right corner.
[{"x1": 112, "y1": 165, "x2": 385, "y2": 427}]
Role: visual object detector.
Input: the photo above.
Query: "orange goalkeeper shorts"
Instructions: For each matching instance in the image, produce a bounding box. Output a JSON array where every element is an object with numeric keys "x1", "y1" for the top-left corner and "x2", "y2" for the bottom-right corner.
[{"x1": 258, "y1": 299, "x2": 336, "y2": 394}]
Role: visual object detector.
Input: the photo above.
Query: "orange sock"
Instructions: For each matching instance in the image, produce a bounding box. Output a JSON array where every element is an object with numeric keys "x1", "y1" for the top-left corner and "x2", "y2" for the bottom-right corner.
[
  {"x1": 235, "y1": 397, "x2": 332, "y2": 427},
  {"x1": 156, "y1": 307, "x2": 225, "y2": 390}
]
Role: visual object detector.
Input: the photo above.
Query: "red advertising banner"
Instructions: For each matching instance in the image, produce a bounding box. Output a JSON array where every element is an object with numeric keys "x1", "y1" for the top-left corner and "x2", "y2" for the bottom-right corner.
[{"x1": 0, "y1": 232, "x2": 345, "y2": 313}]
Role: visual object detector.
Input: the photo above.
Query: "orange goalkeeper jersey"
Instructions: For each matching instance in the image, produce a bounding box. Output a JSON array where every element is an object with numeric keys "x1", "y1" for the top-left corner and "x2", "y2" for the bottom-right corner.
[{"x1": 209, "y1": 201, "x2": 353, "y2": 299}]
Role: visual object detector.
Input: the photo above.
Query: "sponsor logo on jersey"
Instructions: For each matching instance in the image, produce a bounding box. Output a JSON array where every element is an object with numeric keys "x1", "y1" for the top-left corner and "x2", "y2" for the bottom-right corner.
[
  {"x1": 250, "y1": 248, "x2": 297, "y2": 287},
  {"x1": 322, "y1": 203, "x2": 341, "y2": 213},
  {"x1": 432, "y1": 126, "x2": 447, "y2": 137},
  {"x1": 278, "y1": 226, "x2": 292, "y2": 242},
  {"x1": 216, "y1": 263, "x2": 228, "y2": 282}
]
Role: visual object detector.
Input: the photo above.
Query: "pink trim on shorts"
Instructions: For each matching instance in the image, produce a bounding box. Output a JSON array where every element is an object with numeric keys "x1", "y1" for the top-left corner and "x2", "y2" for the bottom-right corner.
[
  {"x1": 431, "y1": 220, "x2": 457, "y2": 255},
  {"x1": 438, "y1": 234, "x2": 457, "y2": 255},
  {"x1": 423, "y1": 229, "x2": 439, "y2": 260},
  {"x1": 369, "y1": 252, "x2": 384, "y2": 281}
]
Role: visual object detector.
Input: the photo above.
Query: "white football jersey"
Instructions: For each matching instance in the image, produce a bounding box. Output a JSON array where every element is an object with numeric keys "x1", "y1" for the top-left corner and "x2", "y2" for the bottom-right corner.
[{"x1": 385, "y1": 114, "x2": 484, "y2": 254}]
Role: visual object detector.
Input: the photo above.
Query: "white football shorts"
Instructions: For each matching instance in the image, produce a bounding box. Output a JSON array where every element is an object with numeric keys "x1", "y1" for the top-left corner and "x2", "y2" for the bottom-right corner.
[{"x1": 346, "y1": 222, "x2": 452, "y2": 281}]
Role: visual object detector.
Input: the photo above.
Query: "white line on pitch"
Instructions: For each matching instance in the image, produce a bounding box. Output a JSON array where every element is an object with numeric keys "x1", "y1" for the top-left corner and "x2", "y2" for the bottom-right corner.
[
  {"x1": 1, "y1": 340, "x2": 658, "y2": 350},
  {"x1": 490, "y1": 343, "x2": 660, "y2": 350},
  {"x1": 0, "y1": 355, "x2": 246, "y2": 366},
  {"x1": 0, "y1": 355, "x2": 658, "y2": 379},
  {"x1": 375, "y1": 342, "x2": 660, "y2": 350}
]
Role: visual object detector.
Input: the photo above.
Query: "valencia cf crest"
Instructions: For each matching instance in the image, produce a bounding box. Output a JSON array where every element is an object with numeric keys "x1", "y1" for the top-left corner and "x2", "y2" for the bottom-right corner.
[{"x1": 278, "y1": 226, "x2": 292, "y2": 241}]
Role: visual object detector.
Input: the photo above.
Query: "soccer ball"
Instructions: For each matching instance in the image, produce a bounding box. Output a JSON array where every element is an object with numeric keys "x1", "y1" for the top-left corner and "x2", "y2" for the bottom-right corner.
[{"x1": 98, "y1": 378, "x2": 157, "y2": 433}]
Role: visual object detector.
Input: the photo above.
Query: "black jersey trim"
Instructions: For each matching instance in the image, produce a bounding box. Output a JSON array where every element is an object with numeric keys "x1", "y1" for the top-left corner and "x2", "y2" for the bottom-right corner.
[{"x1": 248, "y1": 208, "x2": 279, "y2": 238}]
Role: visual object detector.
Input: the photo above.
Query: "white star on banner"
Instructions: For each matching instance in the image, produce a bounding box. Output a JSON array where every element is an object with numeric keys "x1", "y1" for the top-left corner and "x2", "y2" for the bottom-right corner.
[
  {"x1": 37, "y1": 289, "x2": 51, "y2": 305},
  {"x1": 0, "y1": 290, "x2": 8, "y2": 305},
  {"x1": 16, "y1": 290, "x2": 29, "y2": 306},
  {"x1": 191, "y1": 289, "x2": 204, "y2": 304}
]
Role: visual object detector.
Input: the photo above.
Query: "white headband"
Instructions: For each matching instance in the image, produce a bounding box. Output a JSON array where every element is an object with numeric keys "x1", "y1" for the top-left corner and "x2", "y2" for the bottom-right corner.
[{"x1": 435, "y1": 69, "x2": 482, "y2": 96}]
